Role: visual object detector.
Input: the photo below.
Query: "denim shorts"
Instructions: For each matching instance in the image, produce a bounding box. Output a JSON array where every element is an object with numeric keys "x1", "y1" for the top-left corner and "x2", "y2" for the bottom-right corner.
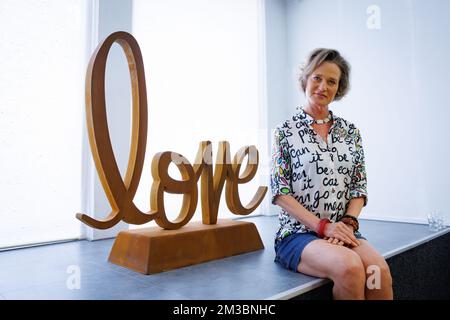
[{"x1": 274, "y1": 231, "x2": 367, "y2": 273}]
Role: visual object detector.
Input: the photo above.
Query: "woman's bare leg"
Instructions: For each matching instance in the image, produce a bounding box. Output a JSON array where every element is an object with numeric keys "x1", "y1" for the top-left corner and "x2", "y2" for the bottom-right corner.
[
  {"x1": 351, "y1": 239, "x2": 393, "y2": 300},
  {"x1": 297, "y1": 239, "x2": 366, "y2": 300}
]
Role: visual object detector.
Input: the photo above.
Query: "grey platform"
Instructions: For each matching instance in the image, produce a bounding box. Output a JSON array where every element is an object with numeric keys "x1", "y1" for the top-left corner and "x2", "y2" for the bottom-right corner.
[{"x1": 0, "y1": 215, "x2": 448, "y2": 300}]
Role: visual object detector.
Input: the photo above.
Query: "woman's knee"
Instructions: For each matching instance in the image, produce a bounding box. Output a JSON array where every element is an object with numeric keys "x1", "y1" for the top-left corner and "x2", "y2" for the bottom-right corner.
[
  {"x1": 332, "y1": 250, "x2": 366, "y2": 284},
  {"x1": 378, "y1": 260, "x2": 393, "y2": 286},
  {"x1": 365, "y1": 257, "x2": 393, "y2": 291}
]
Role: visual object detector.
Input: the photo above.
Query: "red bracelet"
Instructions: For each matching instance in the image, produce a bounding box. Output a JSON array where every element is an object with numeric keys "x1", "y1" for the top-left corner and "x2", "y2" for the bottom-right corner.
[{"x1": 317, "y1": 218, "x2": 330, "y2": 238}]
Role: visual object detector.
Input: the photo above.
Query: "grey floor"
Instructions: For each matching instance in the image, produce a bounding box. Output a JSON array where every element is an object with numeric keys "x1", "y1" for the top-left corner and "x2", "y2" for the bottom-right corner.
[{"x1": 0, "y1": 215, "x2": 448, "y2": 300}]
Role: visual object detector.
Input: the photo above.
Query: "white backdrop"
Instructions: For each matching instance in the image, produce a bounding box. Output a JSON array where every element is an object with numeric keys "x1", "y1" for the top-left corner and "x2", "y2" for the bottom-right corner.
[
  {"x1": 271, "y1": 0, "x2": 450, "y2": 224},
  {"x1": 131, "y1": 0, "x2": 267, "y2": 228}
]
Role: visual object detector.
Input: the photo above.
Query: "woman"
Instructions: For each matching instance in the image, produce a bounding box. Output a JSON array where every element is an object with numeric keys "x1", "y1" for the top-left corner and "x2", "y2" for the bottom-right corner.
[{"x1": 270, "y1": 48, "x2": 393, "y2": 300}]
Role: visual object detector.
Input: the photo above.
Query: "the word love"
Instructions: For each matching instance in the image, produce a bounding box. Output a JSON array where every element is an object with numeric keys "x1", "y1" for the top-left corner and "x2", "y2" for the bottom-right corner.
[{"x1": 76, "y1": 32, "x2": 267, "y2": 230}]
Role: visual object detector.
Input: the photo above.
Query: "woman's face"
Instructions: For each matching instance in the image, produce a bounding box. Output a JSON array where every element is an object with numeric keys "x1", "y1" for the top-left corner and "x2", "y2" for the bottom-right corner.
[{"x1": 305, "y1": 61, "x2": 341, "y2": 107}]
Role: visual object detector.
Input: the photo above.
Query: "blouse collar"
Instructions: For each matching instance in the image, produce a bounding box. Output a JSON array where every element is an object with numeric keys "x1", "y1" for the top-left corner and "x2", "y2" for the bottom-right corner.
[{"x1": 295, "y1": 106, "x2": 337, "y2": 125}]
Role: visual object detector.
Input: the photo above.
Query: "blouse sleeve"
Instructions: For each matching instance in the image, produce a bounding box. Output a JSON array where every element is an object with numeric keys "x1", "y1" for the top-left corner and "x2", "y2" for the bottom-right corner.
[
  {"x1": 349, "y1": 128, "x2": 368, "y2": 206},
  {"x1": 270, "y1": 127, "x2": 293, "y2": 204}
]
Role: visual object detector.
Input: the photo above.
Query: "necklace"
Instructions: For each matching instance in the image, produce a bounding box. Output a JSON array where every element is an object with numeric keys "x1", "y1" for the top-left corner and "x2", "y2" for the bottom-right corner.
[{"x1": 313, "y1": 113, "x2": 332, "y2": 124}]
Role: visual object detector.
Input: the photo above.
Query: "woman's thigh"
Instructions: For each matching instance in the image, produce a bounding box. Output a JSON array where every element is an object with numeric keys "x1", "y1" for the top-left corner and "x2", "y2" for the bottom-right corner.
[{"x1": 297, "y1": 239, "x2": 364, "y2": 279}]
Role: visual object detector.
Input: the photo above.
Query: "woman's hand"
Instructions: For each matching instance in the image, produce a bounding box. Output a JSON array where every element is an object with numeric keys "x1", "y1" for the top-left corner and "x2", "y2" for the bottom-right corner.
[
  {"x1": 324, "y1": 222, "x2": 360, "y2": 247},
  {"x1": 324, "y1": 237, "x2": 345, "y2": 246}
]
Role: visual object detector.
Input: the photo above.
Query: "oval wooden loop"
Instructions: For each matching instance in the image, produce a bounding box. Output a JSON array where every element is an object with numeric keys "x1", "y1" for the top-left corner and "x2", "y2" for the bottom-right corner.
[
  {"x1": 76, "y1": 31, "x2": 158, "y2": 229},
  {"x1": 151, "y1": 152, "x2": 196, "y2": 194},
  {"x1": 150, "y1": 151, "x2": 198, "y2": 229}
]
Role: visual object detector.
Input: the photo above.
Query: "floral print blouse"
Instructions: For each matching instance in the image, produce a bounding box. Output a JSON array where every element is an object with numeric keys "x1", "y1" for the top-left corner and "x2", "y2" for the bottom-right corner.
[{"x1": 270, "y1": 107, "x2": 368, "y2": 242}]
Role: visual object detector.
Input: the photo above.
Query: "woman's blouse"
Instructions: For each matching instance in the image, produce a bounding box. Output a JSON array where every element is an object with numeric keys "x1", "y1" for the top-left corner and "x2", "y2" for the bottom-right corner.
[{"x1": 270, "y1": 107, "x2": 368, "y2": 242}]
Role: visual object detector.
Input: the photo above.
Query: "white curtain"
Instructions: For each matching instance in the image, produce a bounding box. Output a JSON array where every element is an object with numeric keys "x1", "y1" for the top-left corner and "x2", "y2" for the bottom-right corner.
[{"x1": 0, "y1": 0, "x2": 88, "y2": 248}]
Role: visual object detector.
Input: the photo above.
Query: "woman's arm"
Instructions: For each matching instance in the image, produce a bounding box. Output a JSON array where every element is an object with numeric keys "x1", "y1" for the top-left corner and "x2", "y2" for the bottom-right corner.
[
  {"x1": 327, "y1": 197, "x2": 365, "y2": 240},
  {"x1": 274, "y1": 195, "x2": 322, "y2": 231},
  {"x1": 274, "y1": 194, "x2": 360, "y2": 247},
  {"x1": 345, "y1": 197, "x2": 365, "y2": 218},
  {"x1": 348, "y1": 128, "x2": 368, "y2": 206}
]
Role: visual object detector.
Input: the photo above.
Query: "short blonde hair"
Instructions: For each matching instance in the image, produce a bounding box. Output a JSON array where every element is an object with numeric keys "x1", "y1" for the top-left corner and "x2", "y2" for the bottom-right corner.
[{"x1": 299, "y1": 48, "x2": 351, "y2": 101}]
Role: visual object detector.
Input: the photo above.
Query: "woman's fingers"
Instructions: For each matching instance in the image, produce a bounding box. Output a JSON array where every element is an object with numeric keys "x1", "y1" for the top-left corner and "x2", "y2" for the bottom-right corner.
[
  {"x1": 337, "y1": 222, "x2": 360, "y2": 246},
  {"x1": 335, "y1": 233, "x2": 359, "y2": 247},
  {"x1": 341, "y1": 234, "x2": 359, "y2": 247},
  {"x1": 326, "y1": 237, "x2": 345, "y2": 246},
  {"x1": 325, "y1": 222, "x2": 360, "y2": 247}
]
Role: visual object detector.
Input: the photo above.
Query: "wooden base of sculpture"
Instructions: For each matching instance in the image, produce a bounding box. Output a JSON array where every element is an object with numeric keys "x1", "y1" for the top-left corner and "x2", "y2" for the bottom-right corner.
[{"x1": 108, "y1": 219, "x2": 264, "y2": 274}]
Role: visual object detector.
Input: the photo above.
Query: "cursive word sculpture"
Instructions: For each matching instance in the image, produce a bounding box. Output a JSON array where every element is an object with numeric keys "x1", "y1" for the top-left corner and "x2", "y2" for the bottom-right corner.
[{"x1": 76, "y1": 31, "x2": 267, "y2": 230}]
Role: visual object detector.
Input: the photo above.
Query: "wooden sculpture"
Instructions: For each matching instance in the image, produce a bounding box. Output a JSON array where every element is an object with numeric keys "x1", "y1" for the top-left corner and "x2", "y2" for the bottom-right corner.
[{"x1": 76, "y1": 31, "x2": 267, "y2": 274}]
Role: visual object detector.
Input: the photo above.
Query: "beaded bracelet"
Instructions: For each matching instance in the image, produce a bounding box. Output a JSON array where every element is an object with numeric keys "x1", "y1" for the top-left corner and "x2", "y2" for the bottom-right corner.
[
  {"x1": 342, "y1": 219, "x2": 358, "y2": 232},
  {"x1": 341, "y1": 214, "x2": 359, "y2": 222},
  {"x1": 339, "y1": 214, "x2": 359, "y2": 232}
]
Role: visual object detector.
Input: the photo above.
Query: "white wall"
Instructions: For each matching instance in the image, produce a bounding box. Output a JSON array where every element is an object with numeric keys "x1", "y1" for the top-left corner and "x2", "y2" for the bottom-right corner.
[
  {"x1": 82, "y1": 0, "x2": 133, "y2": 240},
  {"x1": 269, "y1": 0, "x2": 450, "y2": 224},
  {"x1": 264, "y1": 0, "x2": 290, "y2": 215},
  {"x1": 130, "y1": 0, "x2": 264, "y2": 228},
  {"x1": 265, "y1": 0, "x2": 289, "y2": 128}
]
